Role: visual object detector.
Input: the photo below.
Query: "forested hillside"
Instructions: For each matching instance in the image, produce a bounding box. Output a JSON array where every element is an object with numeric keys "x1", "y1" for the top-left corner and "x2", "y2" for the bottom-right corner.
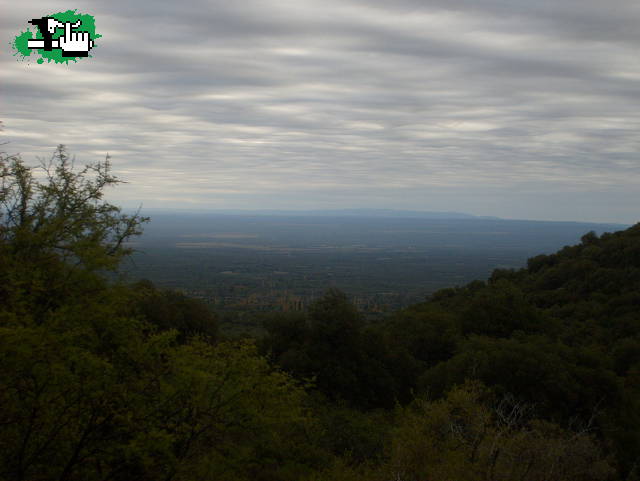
[
  {"x1": 261, "y1": 227, "x2": 640, "y2": 478},
  {"x1": 1, "y1": 147, "x2": 638, "y2": 480}
]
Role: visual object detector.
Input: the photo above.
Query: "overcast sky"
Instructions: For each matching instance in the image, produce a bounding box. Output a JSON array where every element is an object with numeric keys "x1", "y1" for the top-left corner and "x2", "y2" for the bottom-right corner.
[{"x1": 1, "y1": 0, "x2": 639, "y2": 223}]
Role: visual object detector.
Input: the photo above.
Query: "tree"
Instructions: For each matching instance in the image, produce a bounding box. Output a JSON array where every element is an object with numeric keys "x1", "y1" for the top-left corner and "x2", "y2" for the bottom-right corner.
[
  {"x1": 0, "y1": 326, "x2": 319, "y2": 481},
  {"x1": 0, "y1": 145, "x2": 322, "y2": 481},
  {"x1": 133, "y1": 279, "x2": 219, "y2": 343},
  {"x1": 1, "y1": 145, "x2": 146, "y2": 268},
  {"x1": 0, "y1": 145, "x2": 148, "y2": 322},
  {"x1": 384, "y1": 382, "x2": 613, "y2": 481},
  {"x1": 263, "y1": 289, "x2": 402, "y2": 409}
]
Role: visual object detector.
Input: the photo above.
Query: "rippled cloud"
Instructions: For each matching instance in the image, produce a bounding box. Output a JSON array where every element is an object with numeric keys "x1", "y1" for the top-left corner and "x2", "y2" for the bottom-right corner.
[{"x1": 2, "y1": 0, "x2": 639, "y2": 222}]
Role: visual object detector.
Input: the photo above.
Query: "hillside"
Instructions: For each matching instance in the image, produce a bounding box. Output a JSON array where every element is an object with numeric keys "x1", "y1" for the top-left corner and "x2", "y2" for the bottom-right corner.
[
  {"x1": 2, "y1": 148, "x2": 638, "y2": 480},
  {"x1": 262, "y1": 224, "x2": 640, "y2": 477},
  {"x1": 122, "y1": 212, "x2": 625, "y2": 329}
]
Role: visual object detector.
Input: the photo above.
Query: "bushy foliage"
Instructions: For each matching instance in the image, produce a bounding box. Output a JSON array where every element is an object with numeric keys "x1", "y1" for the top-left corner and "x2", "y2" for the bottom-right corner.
[
  {"x1": 267, "y1": 225, "x2": 640, "y2": 478},
  {"x1": 133, "y1": 279, "x2": 219, "y2": 342},
  {"x1": 2, "y1": 142, "x2": 637, "y2": 480},
  {"x1": 384, "y1": 382, "x2": 613, "y2": 481},
  {"x1": 262, "y1": 288, "x2": 404, "y2": 409},
  {"x1": 307, "y1": 383, "x2": 613, "y2": 481},
  {"x1": 0, "y1": 325, "x2": 315, "y2": 480},
  {"x1": 0, "y1": 147, "x2": 321, "y2": 481},
  {"x1": 0, "y1": 146, "x2": 148, "y2": 322}
]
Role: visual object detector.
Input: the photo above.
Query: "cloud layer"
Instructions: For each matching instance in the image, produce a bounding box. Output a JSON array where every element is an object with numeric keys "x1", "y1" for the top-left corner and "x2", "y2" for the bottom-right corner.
[{"x1": 2, "y1": 0, "x2": 639, "y2": 222}]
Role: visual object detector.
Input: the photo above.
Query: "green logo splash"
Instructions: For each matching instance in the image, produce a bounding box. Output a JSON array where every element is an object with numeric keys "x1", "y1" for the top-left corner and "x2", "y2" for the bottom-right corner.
[{"x1": 11, "y1": 10, "x2": 100, "y2": 64}]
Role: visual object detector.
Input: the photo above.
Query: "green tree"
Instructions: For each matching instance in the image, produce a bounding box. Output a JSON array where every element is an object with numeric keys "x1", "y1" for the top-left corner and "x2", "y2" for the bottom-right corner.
[
  {"x1": 0, "y1": 145, "x2": 148, "y2": 322},
  {"x1": 263, "y1": 289, "x2": 403, "y2": 409},
  {"x1": 306, "y1": 383, "x2": 613, "y2": 481},
  {"x1": 0, "y1": 146, "x2": 323, "y2": 480},
  {"x1": 133, "y1": 279, "x2": 218, "y2": 343},
  {"x1": 0, "y1": 324, "x2": 319, "y2": 480},
  {"x1": 384, "y1": 382, "x2": 613, "y2": 481}
]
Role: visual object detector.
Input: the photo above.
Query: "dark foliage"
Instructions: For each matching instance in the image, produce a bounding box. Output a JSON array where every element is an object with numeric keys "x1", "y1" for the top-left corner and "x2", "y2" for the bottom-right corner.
[
  {"x1": 133, "y1": 279, "x2": 219, "y2": 343},
  {"x1": 1, "y1": 143, "x2": 636, "y2": 480},
  {"x1": 263, "y1": 224, "x2": 640, "y2": 477}
]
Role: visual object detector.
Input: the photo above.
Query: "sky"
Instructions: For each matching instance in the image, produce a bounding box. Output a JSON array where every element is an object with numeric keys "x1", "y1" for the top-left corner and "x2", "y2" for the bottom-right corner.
[{"x1": 1, "y1": 0, "x2": 639, "y2": 223}]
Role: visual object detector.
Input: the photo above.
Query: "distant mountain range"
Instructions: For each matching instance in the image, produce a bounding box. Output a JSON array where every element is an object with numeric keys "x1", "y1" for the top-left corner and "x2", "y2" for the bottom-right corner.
[
  {"x1": 137, "y1": 208, "x2": 501, "y2": 220},
  {"x1": 129, "y1": 208, "x2": 631, "y2": 228}
]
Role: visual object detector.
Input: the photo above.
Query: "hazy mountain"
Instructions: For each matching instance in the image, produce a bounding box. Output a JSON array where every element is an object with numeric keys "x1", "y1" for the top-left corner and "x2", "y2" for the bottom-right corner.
[{"x1": 137, "y1": 208, "x2": 492, "y2": 219}]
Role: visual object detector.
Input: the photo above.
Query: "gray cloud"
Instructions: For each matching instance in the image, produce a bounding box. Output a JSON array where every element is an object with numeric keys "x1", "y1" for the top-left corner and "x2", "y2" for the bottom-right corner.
[{"x1": 1, "y1": 0, "x2": 639, "y2": 223}]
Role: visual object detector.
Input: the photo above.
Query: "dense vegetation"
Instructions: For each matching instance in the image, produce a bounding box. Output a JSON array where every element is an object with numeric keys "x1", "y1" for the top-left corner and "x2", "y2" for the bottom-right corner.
[
  {"x1": 262, "y1": 228, "x2": 640, "y2": 478},
  {"x1": 1, "y1": 146, "x2": 638, "y2": 480},
  {"x1": 120, "y1": 213, "x2": 623, "y2": 326}
]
